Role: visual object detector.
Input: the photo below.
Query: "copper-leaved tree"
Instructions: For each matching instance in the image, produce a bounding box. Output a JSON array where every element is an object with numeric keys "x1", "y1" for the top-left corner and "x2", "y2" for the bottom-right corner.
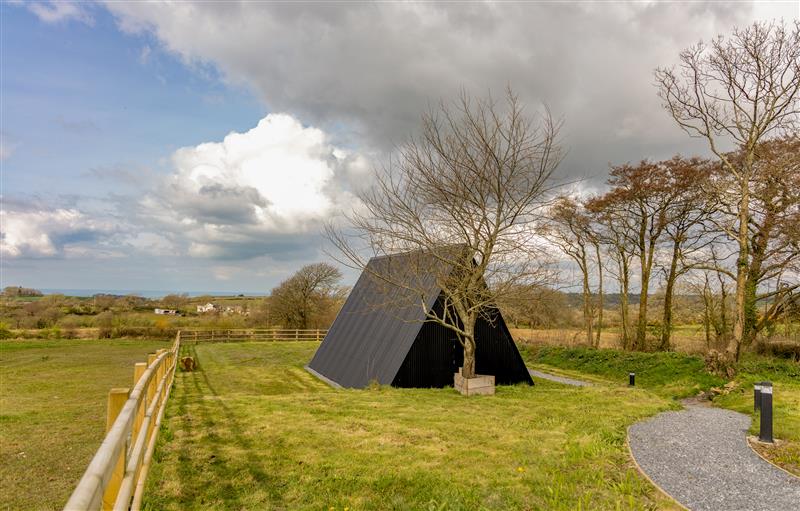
[{"x1": 327, "y1": 89, "x2": 563, "y2": 379}]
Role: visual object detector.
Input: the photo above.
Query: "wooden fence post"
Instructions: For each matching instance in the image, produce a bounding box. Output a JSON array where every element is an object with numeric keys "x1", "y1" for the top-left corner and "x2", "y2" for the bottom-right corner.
[
  {"x1": 146, "y1": 354, "x2": 157, "y2": 406},
  {"x1": 133, "y1": 362, "x2": 146, "y2": 386},
  {"x1": 102, "y1": 388, "x2": 129, "y2": 510},
  {"x1": 133, "y1": 363, "x2": 147, "y2": 443}
]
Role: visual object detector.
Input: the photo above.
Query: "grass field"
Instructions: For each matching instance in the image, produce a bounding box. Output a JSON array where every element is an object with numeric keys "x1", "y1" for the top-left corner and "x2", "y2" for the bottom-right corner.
[
  {"x1": 143, "y1": 341, "x2": 679, "y2": 510},
  {"x1": 5, "y1": 338, "x2": 793, "y2": 510},
  {"x1": 510, "y1": 328, "x2": 711, "y2": 354},
  {"x1": 0, "y1": 339, "x2": 166, "y2": 510},
  {"x1": 518, "y1": 344, "x2": 726, "y2": 400},
  {"x1": 521, "y1": 345, "x2": 800, "y2": 476}
]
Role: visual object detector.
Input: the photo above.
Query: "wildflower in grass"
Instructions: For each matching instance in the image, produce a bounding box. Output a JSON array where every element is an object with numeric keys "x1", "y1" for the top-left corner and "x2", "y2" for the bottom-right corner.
[{"x1": 517, "y1": 466, "x2": 525, "y2": 473}]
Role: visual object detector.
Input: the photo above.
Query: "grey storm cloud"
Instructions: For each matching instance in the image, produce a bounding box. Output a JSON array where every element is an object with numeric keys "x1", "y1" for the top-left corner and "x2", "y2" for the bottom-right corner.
[
  {"x1": 105, "y1": 1, "x2": 795, "y2": 187},
  {"x1": 177, "y1": 182, "x2": 269, "y2": 226},
  {"x1": 5, "y1": 1, "x2": 796, "y2": 290}
]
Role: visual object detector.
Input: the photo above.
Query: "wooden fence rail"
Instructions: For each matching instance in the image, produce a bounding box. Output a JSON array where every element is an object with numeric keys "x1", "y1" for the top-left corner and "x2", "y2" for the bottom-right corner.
[
  {"x1": 180, "y1": 328, "x2": 328, "y2": 344},
  {"x1": 64, "y1": 333, "x2": 180, "y2": 511}
]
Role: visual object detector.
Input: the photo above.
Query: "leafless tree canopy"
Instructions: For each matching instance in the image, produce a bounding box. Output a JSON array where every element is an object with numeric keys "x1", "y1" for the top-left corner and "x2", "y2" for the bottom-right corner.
[
  {"x1": 656, "y1": 19, "x2": 800, "y2": 362},
  {"x1": 542, "y1": 196, "x2": 599, "y2": 347},
  {"x1": 656, "y1": 20, "x2": 799, "y2": 162},
  {"x1": 327, "y1": 88, "x2": 563, "y2": 378}
]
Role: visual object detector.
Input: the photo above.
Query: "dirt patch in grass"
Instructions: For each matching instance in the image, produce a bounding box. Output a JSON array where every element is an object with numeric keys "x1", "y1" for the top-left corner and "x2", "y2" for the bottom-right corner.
[
  {"x1": 0, "y1": 338, "x2": 167, "y2": 510},
  {"x1": 144, "y1": 341, "x2": 680, "y2": 510}
]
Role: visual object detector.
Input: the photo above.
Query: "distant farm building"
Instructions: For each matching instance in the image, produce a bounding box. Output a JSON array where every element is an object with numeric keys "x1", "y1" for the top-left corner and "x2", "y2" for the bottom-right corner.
[
  {"x1": 197, "y1": 303, "x2": 217, "y2": 313},
  {"x1": 307, "y1": 249, "x2": 533, "y2": 389},
  {"x1": 154, "y1": 308, "x2": 178, "y2": 315}
]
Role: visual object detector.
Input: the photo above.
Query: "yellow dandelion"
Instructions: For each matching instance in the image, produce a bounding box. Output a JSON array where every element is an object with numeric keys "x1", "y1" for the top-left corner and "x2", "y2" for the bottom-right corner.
[{"x1": 517, "y1": 466, "x2": 525, "y2": 473}]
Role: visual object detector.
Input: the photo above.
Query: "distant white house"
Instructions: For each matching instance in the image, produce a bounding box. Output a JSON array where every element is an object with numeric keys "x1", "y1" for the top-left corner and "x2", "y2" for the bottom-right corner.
[
  {"x1": 154, "y1": 308, "x2": 178, "y2": 315},
  {"x1": 222, "y1": 305, "x2": 246, "y2": 316},
  {"x1": 197, "y1": 303, "x2": 217, "y2": 313}
]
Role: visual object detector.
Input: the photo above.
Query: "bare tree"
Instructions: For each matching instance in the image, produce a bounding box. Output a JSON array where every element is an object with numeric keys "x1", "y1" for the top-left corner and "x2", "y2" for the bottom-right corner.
[
  {"x1": 657, "y1": 157, "x2": 717, "y2": 351},
  {"x1": 270, "y1": 263, "x2": 343, "y2": 329},
  {"x1": 495, "y1": 284, "x2": 570, "y2": 329},
  {"x1": 587, "y1": 195, "x2": 636, "y2": 349},
  {"x1": 161, "y1": 293, "x2": 189, "y2": 310},
  {"x1": 656, "y1": 20, "x2": 800, "y2": 361},
  {"x1": 590, "y1": 160, "x2": 685, "y2": 350},
  {"x1": 544, "y1": 196, "x2": 597, "y2": 346},
  {"x1": 685, "y1": 270, "x2": 730, "y2": 349},
  {"x1": 327, "y1": 89, "x2": 562, "y2": 379}
]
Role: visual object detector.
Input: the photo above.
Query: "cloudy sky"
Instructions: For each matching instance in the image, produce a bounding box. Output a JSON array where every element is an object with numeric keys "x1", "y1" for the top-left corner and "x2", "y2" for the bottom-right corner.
[{"x1": 1, "y1": 1, "x2": 797, "y2": 294}]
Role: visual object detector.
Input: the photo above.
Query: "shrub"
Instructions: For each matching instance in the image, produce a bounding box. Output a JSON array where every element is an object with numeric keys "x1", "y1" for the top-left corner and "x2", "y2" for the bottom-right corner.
[{"x1": 754, "y1": 340, "x2": 800, "y2": 361}]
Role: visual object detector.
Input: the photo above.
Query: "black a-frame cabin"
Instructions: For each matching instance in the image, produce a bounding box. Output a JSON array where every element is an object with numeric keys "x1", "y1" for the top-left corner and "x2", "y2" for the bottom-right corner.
[{"x1": 307, "y1": 249, "x2": 533, "y2": 389}]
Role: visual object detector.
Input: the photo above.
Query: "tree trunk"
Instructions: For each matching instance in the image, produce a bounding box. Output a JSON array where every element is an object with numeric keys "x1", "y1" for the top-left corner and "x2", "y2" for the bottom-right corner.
[
  {"x1": 742, "y1": 211, "x2": 772, "y2": 346},
  {"x1": 636, "y1": 266, "x2": 650, "y2": 351},
  {"x1": 659, "y1": 239, "x2": 681, "y2": 351},
  {"x1": 619, "y1": 255, "x2": 631, "y2": 350},
  {"x1": 730, "y1": 176, "x2": 750, "y2": 362},
  {"x1": 461, "y1": 319, "x2": 477, "y2": 378},
  {"x1": 636, "y1": 237, "x2": 657, "y2": 351},
  {"x1": 595, "y1": 243, "x2": 603, "y2": 349},
  {"x1": 581, "y1": 252, "x2": 593, "y2": 346}
]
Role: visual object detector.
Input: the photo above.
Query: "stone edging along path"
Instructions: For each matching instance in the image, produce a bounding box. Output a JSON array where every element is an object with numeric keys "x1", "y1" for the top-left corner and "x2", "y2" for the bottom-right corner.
[{"x1": 628, "y1": 403, "x2": 800, "y2": 511}]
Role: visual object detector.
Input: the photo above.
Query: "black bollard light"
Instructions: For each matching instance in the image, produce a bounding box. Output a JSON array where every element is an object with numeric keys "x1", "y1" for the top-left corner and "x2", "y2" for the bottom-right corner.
[
  {"x1": 754, "y1": 382, "x2": 763, "y2": 412},
  {"x1": 759, "y1": 381, "x2": 774, "y2": 443},
  {"x1": 629, "y1": 372, "x2": 635, "y2": 387}
]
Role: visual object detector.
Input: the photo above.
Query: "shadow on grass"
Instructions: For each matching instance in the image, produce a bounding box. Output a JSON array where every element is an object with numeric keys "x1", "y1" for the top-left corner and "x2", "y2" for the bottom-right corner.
[{"x1": 171, "y1": 344, "x2": 286, "y2": 508}]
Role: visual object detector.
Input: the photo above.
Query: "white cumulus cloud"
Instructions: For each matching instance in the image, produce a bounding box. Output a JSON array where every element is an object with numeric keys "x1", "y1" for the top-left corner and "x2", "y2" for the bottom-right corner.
[
  {"x1": 24, "y1": 1, "x2": 94, "y2": 25},
  {"x1": 0, "y1": 205, "x2": 115, "y2": 258},
  {"x1": 138, "y1": 113, "x2": 368, "y2": 259}
]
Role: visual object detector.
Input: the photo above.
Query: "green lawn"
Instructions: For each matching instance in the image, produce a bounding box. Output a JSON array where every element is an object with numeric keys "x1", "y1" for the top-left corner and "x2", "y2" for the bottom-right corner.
[
  {"x1": 519, "y1": 345, "x2": 725, "y2": 399},
  {"x1": 713, "y1": 357, "x2": 800, "y2": 474},
  {"x1": 0, "y1": 339, "x2": 166, "y2": 510},
  {"x1": 521, "y1": 345, "x2": 800, "y2": 476},
  {"x1": 144, "y1": 341, "x2": 679, "y2": 510}
]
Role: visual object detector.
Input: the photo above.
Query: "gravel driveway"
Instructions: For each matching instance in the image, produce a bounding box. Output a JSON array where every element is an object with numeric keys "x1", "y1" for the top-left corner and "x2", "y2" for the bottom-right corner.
[{"x1": 629, "y1": 404, "x2": 800, "y2": 510}]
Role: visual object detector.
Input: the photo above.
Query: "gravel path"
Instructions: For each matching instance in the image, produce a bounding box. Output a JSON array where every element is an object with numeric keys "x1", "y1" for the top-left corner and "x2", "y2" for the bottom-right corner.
[
  {"x1": 528, "y1": 369, "x2": 591, "y2": 387},
  {"x1": 629, "y1": 404, "x2": 800, "y2": 510}
]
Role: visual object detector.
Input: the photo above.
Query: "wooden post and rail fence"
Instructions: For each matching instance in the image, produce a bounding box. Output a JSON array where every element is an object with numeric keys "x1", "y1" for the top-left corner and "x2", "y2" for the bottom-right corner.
[
  {"x1": 63, "y1": 329, "x2": 326, "y2": 510},
  {"x1": 63, "y1": 334, "x2": 180, "y2": 511},
  {"x1": 180, "y1": 328, "x2": 328, "y2": 344}
]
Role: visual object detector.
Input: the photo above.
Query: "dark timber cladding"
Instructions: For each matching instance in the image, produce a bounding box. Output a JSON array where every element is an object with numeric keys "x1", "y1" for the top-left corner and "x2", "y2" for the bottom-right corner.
[{"x1": 307, "y1": 249, "x2": 533, "y2": 388}]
